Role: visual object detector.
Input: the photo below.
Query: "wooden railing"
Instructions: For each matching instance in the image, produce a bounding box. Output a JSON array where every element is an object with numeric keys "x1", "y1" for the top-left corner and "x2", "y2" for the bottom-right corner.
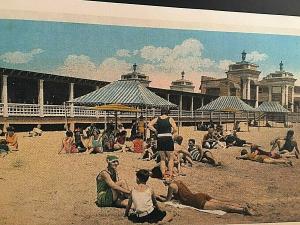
[{"x1": 0, "y1": 103, "x2": 299, "y2": 123}]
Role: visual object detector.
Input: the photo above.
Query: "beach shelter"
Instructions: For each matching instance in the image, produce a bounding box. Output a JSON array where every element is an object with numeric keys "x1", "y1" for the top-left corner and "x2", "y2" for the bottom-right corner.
[
  {"x1": 71, "y1": 80, "x2": 177, "y2": 108},
  {"x1": 257, "y1": 101, "x2": 290, "y2": 126},
  {"x1": 91, "y1": 104, "x2": 141, "y2": 130},
  {"x1": 196, "y1": 96, "x2": 257, "y2": 131}
]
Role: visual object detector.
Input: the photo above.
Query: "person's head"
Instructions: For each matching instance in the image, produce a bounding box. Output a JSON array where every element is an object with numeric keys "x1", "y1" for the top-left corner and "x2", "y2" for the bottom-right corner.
[
  {"x1": 161, "y1": 108, "x2": 169, "y2": 116},
  {"x1": 93, "y1": 129, "x2": 100, "y2": 136},
  {"x1": 120, "y1": 130, "x2": 127, "y2": 136},
  {"x1": 139, "y1": 115, "x2": 144, "y2": 120},
  {"x1": 136, "y1": 169, "x2": 150, "y2": 184},
  {"x1": 132, "y1": 119, "x2": 137, "y2": 124},
  {"x1": 66, "y1": 130, "x2": 73, "y2": 137},
  {"x1": 286, "y1": 130, "x2": 294, "y2": 139},
  {"x1": 106, "y1": 155, "x2": 119, "y2": 170},
  {"x1": 188, "y1": 139, "x2": 196, "y2": 147},
  {"x1": 135, "y1": 132, "x2": 142, "y2": 139},
  {"x1": 37, "y1": 124, "x2": 41, "y2": 129},
  {"x1": 208, "y1": 127, "x2": 214, "y2": 134},
  {"x1": 0, "y1": 139, "x2": 7, "y2": 145},
  {"x1": 241, "y1": 149, "x2": 248, "y2": 156},
  {"x1": 6, "y1": 126, "x2": 15, "y2": 136},
  {"x1": 174, "y1": 135, "x2": 183, "y2": 145},
  {"x1": 163, "y1": 178, "x2": 173, "y2": 186}
]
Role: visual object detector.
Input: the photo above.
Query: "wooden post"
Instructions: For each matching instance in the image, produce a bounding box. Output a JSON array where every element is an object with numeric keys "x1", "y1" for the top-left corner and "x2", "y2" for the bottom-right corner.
[
  {"x1": 64, "y1": 102, "x2": 68, "y2": 131},
  {"x1": 247, "y1": 111, "x2": 250, "y2": 132}
]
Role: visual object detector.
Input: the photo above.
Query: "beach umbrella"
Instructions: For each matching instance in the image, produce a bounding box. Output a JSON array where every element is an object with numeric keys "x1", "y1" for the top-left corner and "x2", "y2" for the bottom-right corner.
[{"x1": 91, "y1": 104, "x2": 141, "y2": 130}]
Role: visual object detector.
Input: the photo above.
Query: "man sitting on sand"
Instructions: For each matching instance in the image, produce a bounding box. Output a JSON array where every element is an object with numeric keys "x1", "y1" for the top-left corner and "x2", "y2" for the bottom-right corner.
[
  {"x1": 96, "y1": 155, "x2": 130, "y2": 207},
  {"x1": 5, "y1": 126, "x2": 18, "y2": 151},
  {"x1": 187, "y1": 139, "x2": 221, "y2": 167},
  {"x1": 270, "y1": 130, "x2": 299, "y2": 159},
  {"x1": 202, "y1": 128, "x2": 218, "y2": 149},
  {"x1": 157, "y1": 179, "x2": 255, "y2": 215},
  {"x1": 236, "y1": 149, "x2": 293, "y2": 166},
  {"x1": 28, "y1": 124, "x2": 42, "y2": 137},
  {"x1": 125, "y1": 169, "x2": 173, "y2": 224}
]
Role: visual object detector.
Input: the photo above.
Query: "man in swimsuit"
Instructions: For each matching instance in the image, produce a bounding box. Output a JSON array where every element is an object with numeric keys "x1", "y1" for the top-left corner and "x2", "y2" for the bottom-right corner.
[
  {"x1": 157, "y1": 179, "x2": 255, "y2": 215},
  {"x1": 96, "y1": 155, "x2": 130, "y2": 207},
  {"x1": 148, "y1": 108, "x2": 177, "y2": 179},
  {"x1": 270, "y1": 130, "x2": 299, "y2": 159}
]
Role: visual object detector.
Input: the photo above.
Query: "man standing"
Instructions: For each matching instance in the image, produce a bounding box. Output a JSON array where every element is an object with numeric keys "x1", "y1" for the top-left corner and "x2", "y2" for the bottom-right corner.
[{"x1": 148, "y1": 108, "x2": 177, "y2": 179}]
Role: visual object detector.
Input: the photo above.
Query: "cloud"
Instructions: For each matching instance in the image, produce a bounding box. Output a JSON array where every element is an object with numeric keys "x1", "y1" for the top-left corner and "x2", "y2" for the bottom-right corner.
[
  {"x1": 55, "y1": 54, "x2": 98, "y2": 79},
  {"x1": 98, "y1": 57, "x2": 132, "y2": 81},
  {"x1": 116, "y1": 49, "x2": 131, "y2": 57},
  {"x1": 246, "y1": 51, "x2": 268, "y2": 62},
  {"x1": 218, "y1": 59, "x2": 235, "y2": 71},
  {"x1": 0, "y1": 48, "x2": 44, "y2": 64}
]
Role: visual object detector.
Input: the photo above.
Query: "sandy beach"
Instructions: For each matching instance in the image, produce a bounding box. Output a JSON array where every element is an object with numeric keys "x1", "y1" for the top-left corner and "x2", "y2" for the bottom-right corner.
[{"x1": 0, "y1": 124, "x2": 300, "y2": 225}]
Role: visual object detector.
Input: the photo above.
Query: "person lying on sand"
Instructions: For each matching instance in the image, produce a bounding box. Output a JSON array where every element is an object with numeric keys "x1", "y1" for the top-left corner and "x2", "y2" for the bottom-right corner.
[
  {"x1": 28, "y1": 124, "x2": 42, "y2": 137},
  {"x1": 225, "y1": 130, "x2": 252, "y2": 148},
  {"x1": 270, "y1": 130, "x2": 299, "y2": 159},
  {"x1": 236, "y1": 149, "x2": 293, "y2": 166},
  {"x1": 187, "y1": 139, "x2": 221, "y2": 167},
  {"x1": 125, "y1": 169, "x2": 173, "y2": 224},
  {"x1": 96, "y1": 155, "x2": 130, "y2": 207},
  {"x1": 157, "y1": 179, "x2": 255, "y2": 215}
]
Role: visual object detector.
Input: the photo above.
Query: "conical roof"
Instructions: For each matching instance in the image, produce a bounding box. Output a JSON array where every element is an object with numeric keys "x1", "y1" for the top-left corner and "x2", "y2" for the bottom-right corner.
[
  {"x1": 257, "y1": 101, "x2": 289, "y2": 113},
  {"x1": 196, "y1": 96, "x2": 256, "y2": 112},
  {"x1": 72, "y1": 80, "x2": 177, "y2": 108}
]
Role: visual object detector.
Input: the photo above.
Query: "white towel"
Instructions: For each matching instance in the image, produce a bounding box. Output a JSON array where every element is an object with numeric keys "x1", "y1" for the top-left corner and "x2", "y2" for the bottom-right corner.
[{"x1": 164, "y1": 201, "x2": 227, "y2": 216}]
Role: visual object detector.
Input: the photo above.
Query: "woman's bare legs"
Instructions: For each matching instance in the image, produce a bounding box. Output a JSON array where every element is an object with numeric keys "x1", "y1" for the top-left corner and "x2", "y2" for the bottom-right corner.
[
  {"x1": 204, "y1": 199, "x2": 254, "y2": 215},
  {"x1": 111, "y1": 179, "x2": 130, "y2": 207},
  {"x1": 158, "y1": 212, "x2": 173, "y2": 224}
]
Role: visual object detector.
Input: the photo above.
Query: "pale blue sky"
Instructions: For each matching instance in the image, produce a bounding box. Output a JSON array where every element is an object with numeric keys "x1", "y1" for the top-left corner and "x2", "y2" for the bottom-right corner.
[{"x1": 0, "y1": 19, "x2": 299, "y2": 88}]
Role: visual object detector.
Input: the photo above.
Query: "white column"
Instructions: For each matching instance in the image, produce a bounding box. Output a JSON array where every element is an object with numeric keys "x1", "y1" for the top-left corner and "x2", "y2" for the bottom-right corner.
[
  {"x1": 242, "y1": 80, "x2": 247, "y2": 99},
  {"x1": 291, "y1": 86, "x2": 295, "y2": 112},
  {"x1": 281, "y1": 86, "x2": 286, "y2": 106},
  {"x1": 268, "y1": 86, "x2": 272, "y2": 102},
  {"x1": 247, "y1": 79, "x2": 251, "y2": 100},
  {"x1": 285, "y1": 85, "x2": 289, "y2": 108},
  {"x1": 179, "y1": 95, "x2": 183, "y2": 126},
  {"x1": 201, "y1": 97, "x2": 204, "y2": 107},
  {"x1": 2, "y1": 75, "x2": 8, "y2": 117},
  {"x1": 69, "y1": 82, "x2": 74, "y2": 117},
  {"x1": 255, "y1": 85, "x2": 259, "y2": 108},
  {"x1": 191, "y1": 96, "x2": 194, "y2": 117},
  {"x1": 167, "y1": 94, "x2": 170, "y2": 109},
  {"x1": 38, "y1": 79, "x2": 44, "y2": 117}
]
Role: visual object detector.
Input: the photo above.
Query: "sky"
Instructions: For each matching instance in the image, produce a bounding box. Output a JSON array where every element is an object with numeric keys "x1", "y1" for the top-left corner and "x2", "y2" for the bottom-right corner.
[{"x1": 0, "y1": 19, "x2": 300, "y2": 89}]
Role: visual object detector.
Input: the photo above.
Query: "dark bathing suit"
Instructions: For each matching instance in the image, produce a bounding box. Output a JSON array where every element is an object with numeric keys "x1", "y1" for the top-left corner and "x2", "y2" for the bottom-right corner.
[{"x1": 156, "y1": 117, "x2": 174, "y2": 151}]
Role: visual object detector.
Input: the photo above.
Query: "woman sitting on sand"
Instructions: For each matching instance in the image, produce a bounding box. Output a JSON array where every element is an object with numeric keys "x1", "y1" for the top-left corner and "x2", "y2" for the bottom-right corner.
[
  {"x1": 270, "y1": 130, "x2": 299, "y2": 159},
  {"x1": 86, "y1": 129, "x2": 103, "y2": 154},
  {"x1": 114, "y1": 131, "x2": 131, "y2": 152},
  {"x1": 96, "y1": 155, "x2": 130, "y2": 207},
  {"x1": 59, "y1": 130, "x2": 78, "y2": 154},
  {"x1": 5, "y1": 126, "x2": 18, "y2": 151},
  {"x1": 125, "y1": 169, "x2": 173, "y2": 224},
  {"x1": 157, "y1": 179, "x2": 255, "y2": 215}
]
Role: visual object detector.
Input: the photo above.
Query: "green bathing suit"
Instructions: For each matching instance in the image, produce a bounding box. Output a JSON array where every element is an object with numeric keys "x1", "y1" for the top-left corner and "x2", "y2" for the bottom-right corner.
[{"x1": 96, "y1": 170, "x2": 119, "y2": 207}]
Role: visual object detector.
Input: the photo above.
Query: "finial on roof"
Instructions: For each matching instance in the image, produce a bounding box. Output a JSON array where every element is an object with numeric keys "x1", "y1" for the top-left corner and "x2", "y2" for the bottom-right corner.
[
  {"x1": 280, "y1": 61, "x2": 283, "y2": 71},
  {"x1": 133, "y1": 63, "x2": 137, "y2": 72},
  {"x1": 242, "y1": 50, "x2": 247, "y2": 61},
  {"x1": 181, "y1": 71, "x2": 185, "y2": 79}
]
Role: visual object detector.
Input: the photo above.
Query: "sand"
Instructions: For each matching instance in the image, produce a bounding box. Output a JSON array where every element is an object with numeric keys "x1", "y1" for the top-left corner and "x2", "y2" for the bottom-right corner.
[{"x1": 0, "y1": 124, "x2": 300, "y2": 225}]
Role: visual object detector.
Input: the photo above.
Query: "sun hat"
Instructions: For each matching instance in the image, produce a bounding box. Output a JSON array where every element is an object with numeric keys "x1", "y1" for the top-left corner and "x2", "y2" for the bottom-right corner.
[{"x1": 106, "y1": 155, "x2": 119, "y2": 163}]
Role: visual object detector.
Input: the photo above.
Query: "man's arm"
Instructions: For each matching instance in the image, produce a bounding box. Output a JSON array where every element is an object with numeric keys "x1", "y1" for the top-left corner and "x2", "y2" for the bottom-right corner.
[
  {"x1": 152, "y1": 190, "x2": 161, "y2": 210},
  {"x1": 169, "y1": 117, "x2": 177, "y2": 134},
  {"x1": 124, "y1": 192, "x2": 132, "y2": 217},
  {"x1": 148, "y1": 118, "x2": 158, "y2": 133}
]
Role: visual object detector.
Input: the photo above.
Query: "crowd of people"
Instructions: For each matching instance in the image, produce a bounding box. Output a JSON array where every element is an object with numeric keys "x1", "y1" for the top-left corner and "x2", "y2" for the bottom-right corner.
[{"x1": 1, "y1": 110, "x2": 299, "y2": 224}]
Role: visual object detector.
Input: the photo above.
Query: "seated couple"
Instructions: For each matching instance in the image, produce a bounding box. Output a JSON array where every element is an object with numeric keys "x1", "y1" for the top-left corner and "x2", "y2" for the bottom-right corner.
[
  {"x1": 202, "y1": 128, "x2": 226, "y2": 149},
  {"x1": 96, "y1": 156, "x2": 172, "y2": 224}
]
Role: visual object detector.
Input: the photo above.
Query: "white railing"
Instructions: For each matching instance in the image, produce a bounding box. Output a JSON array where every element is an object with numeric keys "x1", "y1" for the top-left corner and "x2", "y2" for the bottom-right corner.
[
  {"x1": 0, "y1": 103, "x2": 299, "y2": 122},
  {"x1": 8, "y1": 103, "x2": 39, "y2": 116}
]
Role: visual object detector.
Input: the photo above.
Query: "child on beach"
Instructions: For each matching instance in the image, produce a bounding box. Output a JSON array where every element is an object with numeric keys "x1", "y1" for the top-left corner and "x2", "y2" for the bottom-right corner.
[
  {"x1": 132, "y1": 133, "x2": 145, "y2": 154},
  {"x1": 5, "y1": 126, "x2": 18, "y2": 151},
  {"x1": 60, "y1": 130, "x2": 78, "y2": 154},
  {"x1": 125, "y1": 169, "x2": 173, "y2": 224}
]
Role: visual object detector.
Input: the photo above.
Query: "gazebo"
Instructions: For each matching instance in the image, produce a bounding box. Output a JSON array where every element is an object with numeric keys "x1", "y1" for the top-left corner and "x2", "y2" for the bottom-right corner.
[
  {"x1": 71, "y1": 79, "x2": 177, "y2": 108},
  {"x1": 257, "y1": 101, "x2": 290, "y2": 127},
  {"x1": 196, "y1": 96, "x2": 257, "y2": 131}
]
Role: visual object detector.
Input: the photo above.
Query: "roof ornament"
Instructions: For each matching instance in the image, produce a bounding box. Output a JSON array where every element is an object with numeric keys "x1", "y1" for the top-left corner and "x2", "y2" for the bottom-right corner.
[
  {"x1": 181, "y1": 71, "x2": 185, "y2": 79},
  {"x1": 279, "y1": 61, "x2": 283, "y2": 71},
  {"x1": 133, "y1": 63, "x2": 137, "y2": 72},
  {"x1": 242, "y1": 50, "x2": 247, "y2": 62}
]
